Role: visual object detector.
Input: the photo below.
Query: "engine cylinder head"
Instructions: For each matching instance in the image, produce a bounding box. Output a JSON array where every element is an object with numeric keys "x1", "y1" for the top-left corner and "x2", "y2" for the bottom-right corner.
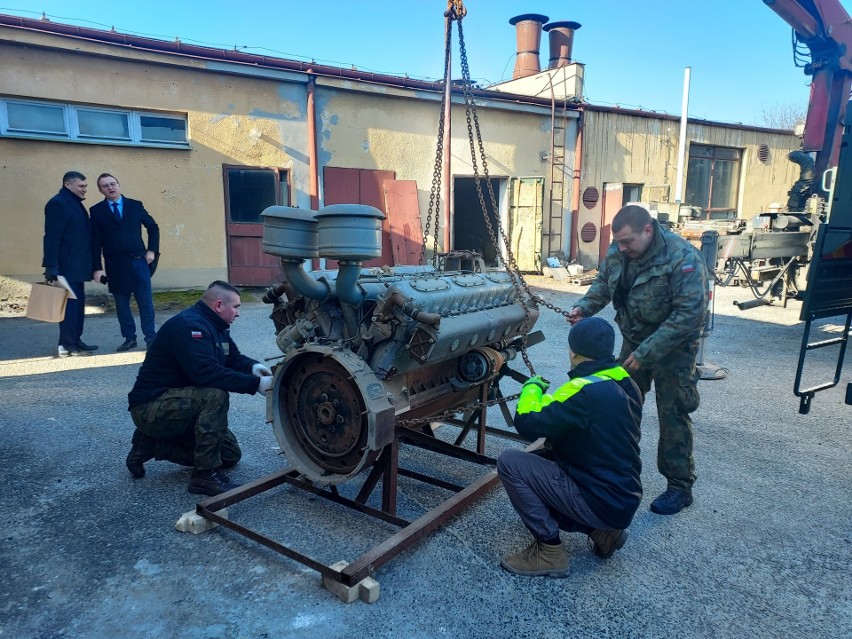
[
  {"x1": 316, "y1": 204, "x2": 385, "y2": 260},
  {"x1": 261, "y1": 206, "x2": 318, "y2": 259}
]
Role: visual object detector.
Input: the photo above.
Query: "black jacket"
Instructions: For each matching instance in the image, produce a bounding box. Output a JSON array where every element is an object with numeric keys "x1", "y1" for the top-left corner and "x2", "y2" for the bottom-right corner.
[
  {"x1": 128, "y1": 301, "x2": 260, "y2": 408},
  {"x1": 514, "y1": 357, "x2": 643, "y2": 529},
  {"x1": 42, "y1": 187, "x2": 92, "y2": 282},
  {"x1": 90, "y1": 197, "x2": 160, "y2": 294}
]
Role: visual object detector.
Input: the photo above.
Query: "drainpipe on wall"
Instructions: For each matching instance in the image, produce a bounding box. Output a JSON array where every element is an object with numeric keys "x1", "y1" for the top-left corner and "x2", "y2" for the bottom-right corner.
[
  {"x1": 674, "y1": 66, "x2": 691, "y2": 204},
  {"x1": 569, "y1": 107, "x2": 584, "y2": 261},
  {"x1": 307, "y1": 74, "x2": 320, "y2": 211},
  {"x1": 307, "y1": 74, "x2": 322, "y2": 269}
]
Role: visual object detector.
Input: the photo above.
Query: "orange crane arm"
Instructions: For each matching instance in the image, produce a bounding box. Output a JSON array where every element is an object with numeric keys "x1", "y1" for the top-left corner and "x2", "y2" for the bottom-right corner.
[{"x1": 764, "y1": 0, "x2": 852, "y2": 174}]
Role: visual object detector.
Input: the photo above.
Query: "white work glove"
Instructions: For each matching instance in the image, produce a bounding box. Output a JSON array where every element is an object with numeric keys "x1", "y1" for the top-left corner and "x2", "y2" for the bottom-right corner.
[
  {"x1": 258, "y1": 376, "x2": 274, "y2": 394},
  {"x1": 252, "y1": 363, "x2": 273, "y2": 377}
]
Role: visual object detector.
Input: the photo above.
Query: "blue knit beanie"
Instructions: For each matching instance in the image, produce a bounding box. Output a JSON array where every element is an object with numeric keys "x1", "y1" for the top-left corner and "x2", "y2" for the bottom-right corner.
[{"x1": 568, "y1": 317, "x2": 615, "y2": 360}]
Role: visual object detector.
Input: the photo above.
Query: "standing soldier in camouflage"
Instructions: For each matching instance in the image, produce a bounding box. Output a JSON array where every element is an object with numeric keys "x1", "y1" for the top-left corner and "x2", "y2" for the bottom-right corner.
[
  {"x1": 568, "y1": 205, "x2": 708, "y2": 515},
  {"x1": 125, "y1": 281, "x2": 274, "y2": 496}
]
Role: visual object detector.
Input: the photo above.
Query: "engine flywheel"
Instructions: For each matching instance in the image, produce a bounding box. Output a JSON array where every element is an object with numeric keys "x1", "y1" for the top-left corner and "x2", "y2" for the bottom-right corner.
[{"x1": 281, "y1": 355, "x2": 368, "y2": 476}]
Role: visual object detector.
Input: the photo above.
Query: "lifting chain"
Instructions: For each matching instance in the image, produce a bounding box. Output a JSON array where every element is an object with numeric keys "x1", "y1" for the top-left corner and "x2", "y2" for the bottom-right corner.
[
  {"x1": 421, "y1": 3, "x2": 461, "y2": 267},
  {"x1": 455, "y1": 18, "x2": 576, "y2": 376},
  {"x1": 395, "y1": 389, "x2": 520, "y2": 428}
]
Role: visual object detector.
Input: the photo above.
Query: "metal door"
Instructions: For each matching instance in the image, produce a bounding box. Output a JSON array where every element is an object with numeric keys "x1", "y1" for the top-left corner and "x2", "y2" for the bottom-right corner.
[
  {"x1": 383, "y1": 179, "x2": 423, "y2": 265},
  {"x1": 323, "y1": 167, "x2": 395, "y2": 268},
  {"x1": 508, "y1": 177, "x2": 543, "y2": 272},
  {"x1": 600, "y1": 183, "x2": 624, "y2": 264}
]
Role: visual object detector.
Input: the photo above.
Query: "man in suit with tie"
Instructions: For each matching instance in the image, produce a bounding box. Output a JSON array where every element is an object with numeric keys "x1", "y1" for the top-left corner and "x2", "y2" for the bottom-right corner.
[
  {"x1": 42, "y1": 170, "x2": 99, "y2": 358},
  {"x1": 91, "y1": 173, "x2": 160, "y2": 351}
]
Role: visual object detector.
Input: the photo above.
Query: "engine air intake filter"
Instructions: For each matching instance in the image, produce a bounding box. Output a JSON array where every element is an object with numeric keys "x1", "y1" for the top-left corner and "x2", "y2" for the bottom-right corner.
[
  {"x1": 260, "y1": 206, "x2": 318, "y2": 260},
  {"x1": 316, "y1": 204, "x2": 385, "y2": 260}
]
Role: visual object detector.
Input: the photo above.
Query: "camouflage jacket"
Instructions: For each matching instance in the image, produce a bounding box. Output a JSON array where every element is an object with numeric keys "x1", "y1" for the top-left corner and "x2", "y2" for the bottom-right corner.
[{"x1": 574, "y1": 220, "x2": 708, "y2": 366}]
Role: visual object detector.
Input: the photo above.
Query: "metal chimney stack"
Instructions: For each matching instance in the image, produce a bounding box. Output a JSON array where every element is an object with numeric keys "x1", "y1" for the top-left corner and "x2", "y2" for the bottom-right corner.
[
  {"x1": 543, "y1": 21, "x2": 582, "y2": 68},
  {"x1": 509, "y1": 13, "x2": 549, "y2": 79}
]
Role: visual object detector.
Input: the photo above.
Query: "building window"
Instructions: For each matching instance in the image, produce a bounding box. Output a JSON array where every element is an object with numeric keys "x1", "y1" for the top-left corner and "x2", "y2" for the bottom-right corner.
[
  {"x1": 224, "y1": 167, "x2": 290, "y2": 223},
  {"x1": 622, "y1": 183, "x2": 643, "y2": 205},
  {"x1": 0, "y1": 97, "x2": 188, "y2": 148},
  {"x1": 77, "y1": 108, "x2": 131, "y2": 141},
  {"x1": 140, "y1": 115, "x2": 187, "y2": 144},
  {"x1": 6, "y1": 101, "x2": 66, "y2": 136},
  {"x1": 685, "y1": 144, "x2": 741, "y2": 217}
]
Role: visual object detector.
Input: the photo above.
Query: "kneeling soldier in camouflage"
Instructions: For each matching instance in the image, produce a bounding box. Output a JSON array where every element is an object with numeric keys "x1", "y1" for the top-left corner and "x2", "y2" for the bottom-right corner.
[
  {"x1": 125, "y1": 281, "x2": 273, "y2": 496},
  {"x1": 498, "y1": 318, "x2": 643, "y2": 577}
]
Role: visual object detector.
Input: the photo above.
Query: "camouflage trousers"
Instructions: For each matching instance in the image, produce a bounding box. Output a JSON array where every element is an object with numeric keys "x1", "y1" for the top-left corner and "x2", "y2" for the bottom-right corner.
[
  {"x1": 620, "y1": 339, "x2": 700, "y2": 490},
  {"x1": 130, "y1": 387, "x2": 241, "y2": 471}
]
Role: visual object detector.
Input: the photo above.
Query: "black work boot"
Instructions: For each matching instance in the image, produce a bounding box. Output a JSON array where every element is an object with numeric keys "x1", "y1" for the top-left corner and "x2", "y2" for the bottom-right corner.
[
  {"x1": 588, "y1": 528, "x2": 629, "y2": 559},
  {"x1": 650, "y1": 487, "x2": 694, "y2": 515},
  {"x1": 125, "y1": 431, "x2": 155, "y2": 478},
  {"x1": 188, "y1": 469, "x2": 242, "y2": 496}
]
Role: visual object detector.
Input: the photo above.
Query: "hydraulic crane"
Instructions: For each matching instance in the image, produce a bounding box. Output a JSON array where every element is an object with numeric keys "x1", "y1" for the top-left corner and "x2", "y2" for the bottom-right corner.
[
  {"x1": 761, "y1": 1, "x2": 852, "y2": 411},
  {"x1": 763, "y1": 0, "x2": 852, "y2": 183}
]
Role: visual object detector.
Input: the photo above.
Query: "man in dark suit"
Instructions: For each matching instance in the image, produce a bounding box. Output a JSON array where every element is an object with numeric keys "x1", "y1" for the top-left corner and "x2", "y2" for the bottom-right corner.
[
  {"x1": 91, "y1": 173, "x2": 160, "y2": 351},
  {"x1": 43, "y1": 170, "x2": 99, "y2": 358}
]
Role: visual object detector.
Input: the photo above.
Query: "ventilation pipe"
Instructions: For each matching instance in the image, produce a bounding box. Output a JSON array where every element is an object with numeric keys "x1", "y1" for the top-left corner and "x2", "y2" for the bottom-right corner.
[
  {"x1": 674, "y1": 67, "x2": 691, "y2": 204},
  {"x1": 509, "y1": 13, "x2": 549, "y2": 79},
  {"x1": 543, "y1": 21, "x2": 581, "y2": 68}
]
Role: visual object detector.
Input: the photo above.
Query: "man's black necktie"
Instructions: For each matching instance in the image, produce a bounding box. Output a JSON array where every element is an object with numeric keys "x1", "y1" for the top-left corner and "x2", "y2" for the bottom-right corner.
[{"x1": 111, "y1": 201, "x2": 121, "y2": 221}]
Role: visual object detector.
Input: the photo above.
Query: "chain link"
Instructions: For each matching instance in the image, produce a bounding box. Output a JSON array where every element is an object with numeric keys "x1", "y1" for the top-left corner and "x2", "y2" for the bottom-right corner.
[
  {"x1": 421, "y1": 8, "x2": 456, "y2": 268},
  {"x1": 422, "y1": 13, "x2": 575, "y2": 381},
  {"x1": 395, "y1": 390, "x2": 520, "y2": 428},
  {"x1": 455, "y1": 20, "x2": 577, "y2": 377}
]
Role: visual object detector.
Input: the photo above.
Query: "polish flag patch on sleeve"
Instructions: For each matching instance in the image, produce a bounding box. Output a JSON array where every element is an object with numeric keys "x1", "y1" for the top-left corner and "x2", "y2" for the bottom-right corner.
[
  {"x1": 191, "y1": 331, "x2": 203, "y2": 339},
  {"x1": 682, "y1": 264, "x2": 695, "y2": 273}
]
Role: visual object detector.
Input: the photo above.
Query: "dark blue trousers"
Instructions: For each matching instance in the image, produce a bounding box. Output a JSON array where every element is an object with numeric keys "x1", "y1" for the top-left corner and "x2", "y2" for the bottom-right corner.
[
  {"x1": 58, "y1": 280, "x2": 86, "y2": 349},
  {"x1": 113, "y1": 257, "x2": 156, "y2": 343}
]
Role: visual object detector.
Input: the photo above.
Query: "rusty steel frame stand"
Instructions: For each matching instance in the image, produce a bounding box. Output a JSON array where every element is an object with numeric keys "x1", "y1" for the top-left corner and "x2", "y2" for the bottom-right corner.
[{"x1": 195, "y1": 383, "x2": 524, "y2": 589}]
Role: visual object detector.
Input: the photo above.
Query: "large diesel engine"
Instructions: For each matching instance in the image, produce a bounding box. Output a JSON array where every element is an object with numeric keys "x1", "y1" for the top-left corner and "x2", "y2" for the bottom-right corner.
[{"x1": 261, "y1": 205, "x2": 539, "y2": 485}]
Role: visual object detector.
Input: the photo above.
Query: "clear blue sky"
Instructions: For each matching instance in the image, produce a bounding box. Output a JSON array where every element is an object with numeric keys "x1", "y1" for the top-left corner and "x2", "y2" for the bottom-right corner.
[{"x1": 2, "y1": 0, "x2": 823, "y2": 125}]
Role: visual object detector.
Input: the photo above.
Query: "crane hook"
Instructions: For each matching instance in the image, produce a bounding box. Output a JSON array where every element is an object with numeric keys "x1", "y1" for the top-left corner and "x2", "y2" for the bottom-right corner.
[{"x1": 445, "y1": 0, "x2": 467, "y2": 20}]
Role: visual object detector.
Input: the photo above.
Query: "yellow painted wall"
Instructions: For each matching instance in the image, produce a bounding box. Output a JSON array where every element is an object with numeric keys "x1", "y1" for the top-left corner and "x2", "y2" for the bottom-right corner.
[
  {"x1": 0, "y1": 35, "x2": 311, "y2": 289},
  {"x1": 314, "y1": 85, "x2": 555, "y2": 252}
]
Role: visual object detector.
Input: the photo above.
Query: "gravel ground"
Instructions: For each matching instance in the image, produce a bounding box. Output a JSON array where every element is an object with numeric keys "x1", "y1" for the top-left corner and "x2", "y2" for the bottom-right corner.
[{"x1": 0, "y1": 276, "x2": 849, "y2": 639}]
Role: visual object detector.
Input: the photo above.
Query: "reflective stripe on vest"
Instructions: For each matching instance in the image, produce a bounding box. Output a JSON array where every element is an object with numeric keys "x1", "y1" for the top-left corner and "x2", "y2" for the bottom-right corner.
[{"x1": 518, "y1": 366, "x2": 630, "y2": 415}]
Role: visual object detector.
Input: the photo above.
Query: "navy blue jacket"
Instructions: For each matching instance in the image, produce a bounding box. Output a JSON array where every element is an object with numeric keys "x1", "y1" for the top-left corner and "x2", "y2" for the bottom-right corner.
[
  {"x1": 42, "y1": 187, "x2": 92, "y2": 282},
  {"x1": 129, "y1": 301, "x2": 260, "y2": 408},
  {"x1": 91, "y1": 197, "x2": 160, "y2": 295},
  {"x1": 514, "y1": 357, "x2": 643, "y2": 529}
]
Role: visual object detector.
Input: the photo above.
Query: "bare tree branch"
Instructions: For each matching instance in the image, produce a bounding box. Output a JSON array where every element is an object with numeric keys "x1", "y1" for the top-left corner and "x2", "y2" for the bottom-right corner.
[{"x1": 760, "y1": 101, "x2": 807, "y2": 130}]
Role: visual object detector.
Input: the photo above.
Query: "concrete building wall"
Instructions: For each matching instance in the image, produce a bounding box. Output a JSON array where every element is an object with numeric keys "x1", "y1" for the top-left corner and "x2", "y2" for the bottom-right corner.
[
  {"x1": 575, "y1": 108, "x2": 801, "y2": 267},
  {"x1": 0, "y1": 35, "x2": 311, "y2": 289}
]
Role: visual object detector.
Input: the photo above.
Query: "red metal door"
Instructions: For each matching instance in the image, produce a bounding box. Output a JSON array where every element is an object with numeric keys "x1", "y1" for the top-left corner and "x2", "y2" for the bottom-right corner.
[
  {"x1": 383, "y1": 179, "x2": 423, "y2": 265},
  {"x1": 323, "y1": 167, "x2": 395, "y2": 268},
  {"x1": 226, "y1": 227, "x2": 282, "y2": 286},
  {"x1": 600, "y1": 183, "x2": 624, "y2": 265}
]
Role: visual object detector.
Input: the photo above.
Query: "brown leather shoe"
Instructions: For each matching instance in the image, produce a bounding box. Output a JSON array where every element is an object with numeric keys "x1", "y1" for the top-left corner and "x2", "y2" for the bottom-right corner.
[
  {"x1": 588, "y1": 528, "x2": 629, "y2": 559},
  {"x1": 125, "y1": 431, "x2": 155, "y2": 478}
]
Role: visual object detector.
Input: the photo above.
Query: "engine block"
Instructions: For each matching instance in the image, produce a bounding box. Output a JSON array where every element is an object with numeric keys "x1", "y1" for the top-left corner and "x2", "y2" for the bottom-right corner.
[{"x1": 261, "y1": 205, "x2": 539, "y2": 484}]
